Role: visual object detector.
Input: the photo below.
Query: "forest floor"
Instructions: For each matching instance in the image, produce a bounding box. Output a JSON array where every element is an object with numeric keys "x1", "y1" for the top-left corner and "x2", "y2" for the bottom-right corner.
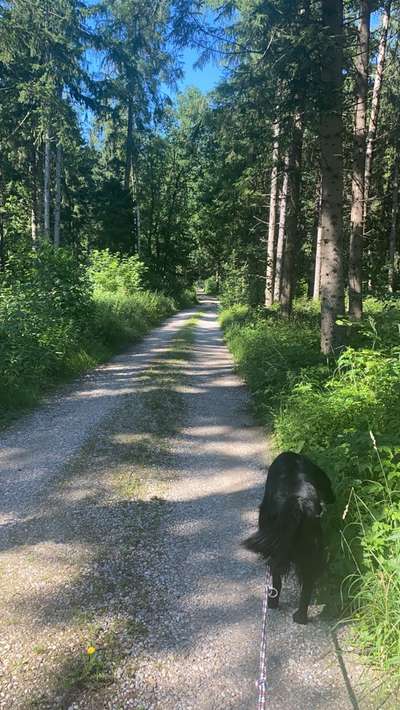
[{"x1": 0, "y1": 295, "x2": 383, "y2": 709}]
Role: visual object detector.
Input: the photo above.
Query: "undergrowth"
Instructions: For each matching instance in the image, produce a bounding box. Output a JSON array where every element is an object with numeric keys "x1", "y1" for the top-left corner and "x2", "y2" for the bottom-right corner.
[
  {"x1": 221, "y1": 297, "x2": 400, "y2": 693},
  {"x1": 0, "y1": 246, "x2": 196, "y2": 424}
]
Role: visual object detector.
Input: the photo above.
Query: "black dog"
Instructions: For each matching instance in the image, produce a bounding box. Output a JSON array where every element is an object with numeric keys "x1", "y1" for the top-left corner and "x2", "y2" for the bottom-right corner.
[{"x1": 243, "y1": 451, "x2": 335, "y2": 624}]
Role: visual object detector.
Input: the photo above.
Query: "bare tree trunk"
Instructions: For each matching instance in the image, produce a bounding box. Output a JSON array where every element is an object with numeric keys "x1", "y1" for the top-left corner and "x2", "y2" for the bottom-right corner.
[
  {"x1": 348, "y1": 0, "x2": 370, "y2": 319},
  {"x1": 280, "y1": 112, "x2": 303, "y2": 316},
  {"x1": 273, "y1": 154, "x2": 289, "y2": 303},
  {"x1": 31, "y1": 146, "x2": 39, "y2": 247},
  {"x1": 0, "y1": 165, "x2": 5, "y2": 270},
  {"x1": 53, "y1": 142, "x2": 62, "y2": 247},
  {"x1": 130, "y1": 152, "x2": 141, "y2": 254},
  {"x1": 363, "y1": 3, "x2": 391, "y2": 227},
  {"x1": 313, "y1": 183, "x2": 323, "y2": 300},
  {"x1": 389, "y1": 149, "x2": 399, "y2": 292},
  {"x1": 43, "y1": 129, "x2": 51, "y2": 240},
  {"x1": 265, "y1": 120, "x2": 280, "y2": 306},
  {"x1": 124, "y1": 95, "x2": 134, "y2": 192},
  {"x1": 125, "y1": 95, "x2": 141, "y2": 253},
  {"x1": 320, "y1": 0, "x2": 345, "y2": 355}
]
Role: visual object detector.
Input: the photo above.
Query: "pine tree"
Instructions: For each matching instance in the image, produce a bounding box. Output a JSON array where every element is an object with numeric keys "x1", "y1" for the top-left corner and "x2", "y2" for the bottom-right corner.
[
  {"x1": 265, "y1": 120, "x2": 280, "y2": 306},
  {"x1": 319, "y1": 0, "x2": 345, "y2": 354},
  {"x1": 348, "y1": 0, "x2": 370, "y2": 320}
]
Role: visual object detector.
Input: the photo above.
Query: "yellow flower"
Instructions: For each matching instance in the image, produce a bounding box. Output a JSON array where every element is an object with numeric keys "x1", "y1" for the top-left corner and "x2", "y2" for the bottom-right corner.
[{"x1": 86, "y1": 646, "x2": 96, "y2": 655}]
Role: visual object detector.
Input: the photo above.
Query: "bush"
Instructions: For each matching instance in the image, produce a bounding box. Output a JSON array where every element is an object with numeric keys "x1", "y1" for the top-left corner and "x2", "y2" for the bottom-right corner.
[
  {"x1": 221, "y1": 300, "x2": 400, "y2": 687},
  {"x1": 88, "y1": 249, "x2": 146, "y2": 294},
  {"x1": 92, "y1": 290, "x2": 176, "y2": 349},
  {"x1": 0, "y1": 247, "x2": 179, "y2": 422},
  {"x1": 221, "y1": 306, "x2": 322, "y2": 419},
  {"x1": 0, "y1": 245, "x2": 93, "y2": 410},
  {"x1": 175, "y1": 286, "x2": 198, "y2": 308},
  {"x1": 203, "y1": 275, "x2": 219, "y2": 295},
  {"x1": 219, "y1": 259, "x2": 252, "y2": 309}
]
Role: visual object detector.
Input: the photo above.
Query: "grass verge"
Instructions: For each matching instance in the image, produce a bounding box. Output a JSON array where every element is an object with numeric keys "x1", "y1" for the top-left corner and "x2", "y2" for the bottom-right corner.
[
  {"x1": 0, "y1": 284, "x2": 197, "y2": 428},
  {"x1": 220, "y1": 298, "x2": 400, "y2": 701}
]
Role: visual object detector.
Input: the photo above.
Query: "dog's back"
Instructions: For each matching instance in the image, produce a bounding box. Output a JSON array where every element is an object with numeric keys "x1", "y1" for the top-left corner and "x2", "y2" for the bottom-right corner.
[
  {"x1": 243, "y1": 451, "x2": 335, "y2": 623},
  {"x1": 244, "y1": 451, "x2": 334, "y2": 577}
]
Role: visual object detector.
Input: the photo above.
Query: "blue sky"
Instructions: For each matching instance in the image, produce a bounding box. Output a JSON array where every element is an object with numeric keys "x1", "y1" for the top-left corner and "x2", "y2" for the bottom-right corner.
[
  {"x1": 83, "y1": 0, "x2": 225, "y2": 99},
  {"x1": 177, "y1": 47, "x2": 224, "y2": 94}
]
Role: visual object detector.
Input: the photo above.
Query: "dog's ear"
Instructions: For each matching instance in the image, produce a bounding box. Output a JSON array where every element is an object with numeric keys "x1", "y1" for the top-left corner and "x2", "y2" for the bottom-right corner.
[
  {"x1": 320, "y1": 476, "x2": 335, "y2": 504},
  {"x1": 308, "y1": 460, "x2": 336, "y2": 504},
  {"x1": 325, "y1": 483, "x2": 336, "y2": 504}
]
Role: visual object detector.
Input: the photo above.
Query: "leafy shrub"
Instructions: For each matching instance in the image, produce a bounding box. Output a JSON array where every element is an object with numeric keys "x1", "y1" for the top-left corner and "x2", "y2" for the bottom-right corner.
[
  {"x1": 219, "y1": 257, "x2": 252, "y2": 308},
  {"x1": 175, "y1": 287, "x2": 198, "y2": 308},
  {"x1": 0, "y1": 246, "x2": 178, "y2": 421},
  {"x1": 0, "y1": 245, "x2": 93, "y2": 409},
  {"x1": 203, "y1": 275, "x2": 219, "y2": 295},
  {"x1": 219, "y1": 304, "x2": 252, "y2": 330},
  {"x1": 221, "y1": 306, "x2": 322, "y2": 419},
  {"x1": 88, "y1": 249, "x2": 147, "y2": 294},
  {"x1": 347, "y1": 455, "x2": 400, "y2": 678},
  {"x1": 92, "y1": 290, "x2": 176, "y2": 349}
]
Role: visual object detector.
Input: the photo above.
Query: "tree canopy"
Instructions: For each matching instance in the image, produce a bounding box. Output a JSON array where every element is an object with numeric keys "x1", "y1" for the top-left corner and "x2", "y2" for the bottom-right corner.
[{"x1": 1, "y1": 0, "x2": 400, "y2": 337}]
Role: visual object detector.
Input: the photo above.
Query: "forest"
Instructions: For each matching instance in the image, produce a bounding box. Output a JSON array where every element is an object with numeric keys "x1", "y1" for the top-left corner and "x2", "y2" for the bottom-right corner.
[{"x1": 1, "y1": 0, "x2": 400, "y2": 699}]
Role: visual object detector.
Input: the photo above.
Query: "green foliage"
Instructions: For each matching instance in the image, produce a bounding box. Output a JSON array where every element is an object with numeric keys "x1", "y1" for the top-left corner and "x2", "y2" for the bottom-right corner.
[
  {"x1": 338, "y1": 446, "x2": 400, "y2": 688},
  {"x1": 218, "y1": 304, "x2": 252, "y2": 330},
  {"x1": 175, "y1": 286, "x2": 198, "y2": 308},
  {"x1": 0, "y1": 245, "x2": 93, "y2": 410},
  {"x1": 219, "y1": 258, "x2": 253, "y2": 309},
  {"x1": 203, "y1": 275, "x2": 219, "y2": 295},
  {"x1": 92, "y1": 290, "x2": 175, "y2": 350},
  {"x1": 221, "y1": 304, "x2": 321, "y2": 419},
  {"x1": 221, "y1": 300, "x2": 400, "y2": 684},
  {"x1": 88, "y1": 249, "x2": 147, "y2": 295},
  {"x1": 0, "y1": 246, "x2": 177, "y2": 422}
]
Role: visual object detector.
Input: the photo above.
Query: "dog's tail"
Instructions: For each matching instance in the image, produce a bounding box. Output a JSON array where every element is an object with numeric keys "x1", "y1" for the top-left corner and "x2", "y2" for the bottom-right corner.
[
  {"x1": 242, "y1": 498, "x2": 302, "y2": 571},
  {"x1": 242, "y1": 528, "x2": 272, "y2": 556}
]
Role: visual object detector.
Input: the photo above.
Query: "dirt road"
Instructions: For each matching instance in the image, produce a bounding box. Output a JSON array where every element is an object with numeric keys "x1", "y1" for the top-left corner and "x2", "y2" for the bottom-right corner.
[{"x1": 0, "y1": 296, "x2": 370, "y2": 709}]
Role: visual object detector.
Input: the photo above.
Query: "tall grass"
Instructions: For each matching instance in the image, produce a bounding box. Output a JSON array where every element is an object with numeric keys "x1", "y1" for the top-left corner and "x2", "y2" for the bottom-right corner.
[{"x1": 221, "y1": 298, "x2": 400, "y2": 689}]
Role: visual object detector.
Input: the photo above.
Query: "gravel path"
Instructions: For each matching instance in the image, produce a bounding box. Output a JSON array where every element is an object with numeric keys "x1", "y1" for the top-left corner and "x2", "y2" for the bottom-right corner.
[
  {"x1": 0, "y1": 296, "x2": 378, "y2": 708},
  {"x1": 0, "y1": 307, "x2": 195, "y2": 527}
]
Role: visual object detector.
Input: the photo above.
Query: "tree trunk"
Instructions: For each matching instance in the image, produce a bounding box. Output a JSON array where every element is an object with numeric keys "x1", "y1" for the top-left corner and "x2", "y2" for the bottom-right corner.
[
  {"x1": 124, "y1": 95, "x2": 134, "y2": 192},
  {"x1": 0, "y1": 165, "x2": 5, "y2": 270},
  {"x1": 130, "y1": 152, "x2": 141, "y2": 254},
  {"x1": 43, "y1": 129, "x2": 51, "y2": 240},
  {"x1": 320, "y1": 0, "x2": 345, "y2": 355},
  {"x1": 125, "y1": 95, "x2": 141, "y2": 253},
  {"x1": 31, "y1": 146, "x2": 39, "y2": 247},
  {"x1": 389, "y1": 149, "x2": 399, "y2": 292},
  {"x1": 54, "y1": 142, "x2": 62, "y2": 247},
  {"x1": 363, "y1": 3, "x2": 390, "y2": 228},
  {"x1": 313, "y1": 183, "x2": 323, "y2": 300},
  {"x1": 265, "y1": 120, "x2": 280, "y2": 306},
  {"x1": 280, "y1": 112, "x2": 303, "y2": 317},
  {"x1": 273, "y1": 154, "x2": 289, "y2": 303},
  {"x1": 348, "y1": 0, "x2": 370, "y2": 319}
]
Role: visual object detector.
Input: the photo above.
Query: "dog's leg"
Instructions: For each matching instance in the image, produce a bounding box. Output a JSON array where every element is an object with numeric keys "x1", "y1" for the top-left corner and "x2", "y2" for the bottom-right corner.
[
  {"x1": 293, "y1": 576, "x2": 314, "y2": 624},
  {"x1": 268, "y1": 569, "x2": 282, "y2": 609}
]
